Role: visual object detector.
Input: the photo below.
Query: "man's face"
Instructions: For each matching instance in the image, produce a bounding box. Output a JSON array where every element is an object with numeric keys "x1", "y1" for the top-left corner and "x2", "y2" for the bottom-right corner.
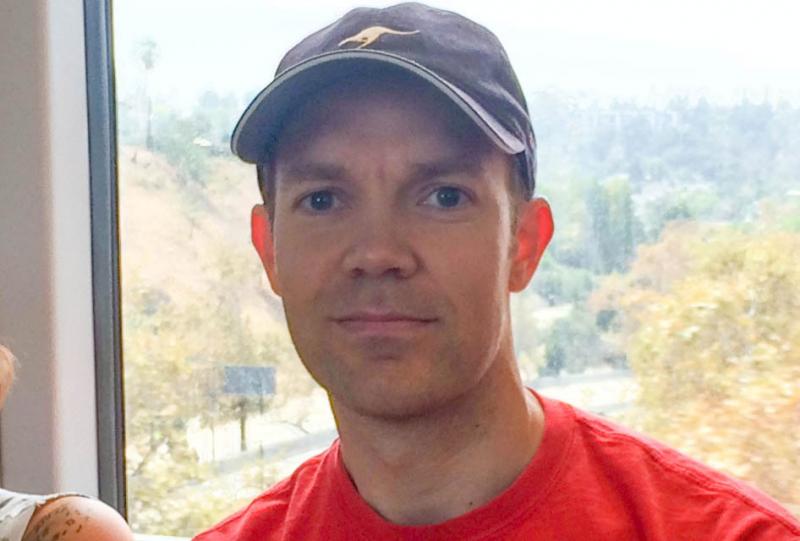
[{"x1": 253, "y1": 76, "x2": 547, "y2": 420}]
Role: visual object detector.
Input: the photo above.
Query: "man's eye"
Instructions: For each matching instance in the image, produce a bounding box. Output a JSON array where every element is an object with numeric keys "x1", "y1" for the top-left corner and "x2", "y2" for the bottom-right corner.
[
  {"x1": 423, "y1": 186, "x2": 468, "y2": 209},
  {"x1": 300, "y1": 190, "x2": 338, "y2": 212}
]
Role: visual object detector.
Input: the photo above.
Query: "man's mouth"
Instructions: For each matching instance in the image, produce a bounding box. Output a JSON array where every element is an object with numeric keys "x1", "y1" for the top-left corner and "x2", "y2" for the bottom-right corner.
[{"x1": 333, "y1": 310, "x2": 438, "y2": 336}]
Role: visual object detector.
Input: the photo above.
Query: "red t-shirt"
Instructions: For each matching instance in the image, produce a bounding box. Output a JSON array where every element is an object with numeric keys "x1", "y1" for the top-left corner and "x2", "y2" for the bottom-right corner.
[{"x1": 194, "y1": 393, "x2": 800, "y2": 540}]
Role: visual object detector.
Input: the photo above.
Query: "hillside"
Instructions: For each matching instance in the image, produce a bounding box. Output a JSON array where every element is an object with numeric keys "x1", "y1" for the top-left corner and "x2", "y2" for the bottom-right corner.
[{"x1": 117, "y1": 144, "x2": 285, "y2": 333}]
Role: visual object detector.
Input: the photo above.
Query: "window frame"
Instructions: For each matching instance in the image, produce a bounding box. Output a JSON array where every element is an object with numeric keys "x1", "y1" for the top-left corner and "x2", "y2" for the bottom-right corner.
[{"x1": 84, "y1": 0, "x2": 127, "y2": 513}]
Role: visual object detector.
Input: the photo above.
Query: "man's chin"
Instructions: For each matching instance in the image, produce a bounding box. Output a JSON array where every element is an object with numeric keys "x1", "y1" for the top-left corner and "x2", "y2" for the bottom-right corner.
[{"x1": 331, "y1": 385, "x2": 463, "y2": 423}]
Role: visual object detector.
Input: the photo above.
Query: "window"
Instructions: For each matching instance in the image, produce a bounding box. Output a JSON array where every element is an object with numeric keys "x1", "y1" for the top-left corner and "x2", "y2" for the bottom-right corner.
[{"x1": 107, "y1": 1, "x2": 800, "y2": 536}]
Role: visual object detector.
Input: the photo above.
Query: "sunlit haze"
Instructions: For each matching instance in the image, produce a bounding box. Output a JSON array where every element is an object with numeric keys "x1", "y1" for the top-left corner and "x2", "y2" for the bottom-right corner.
[{"x1": 113, "y1": 0, "x2": 800, "y2": 109}]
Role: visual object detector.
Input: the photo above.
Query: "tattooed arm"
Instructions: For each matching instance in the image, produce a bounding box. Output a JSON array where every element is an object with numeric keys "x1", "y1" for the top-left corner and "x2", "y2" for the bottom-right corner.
[{"x1": 21, "y1": 496, "x2": 133, "y2": 541}]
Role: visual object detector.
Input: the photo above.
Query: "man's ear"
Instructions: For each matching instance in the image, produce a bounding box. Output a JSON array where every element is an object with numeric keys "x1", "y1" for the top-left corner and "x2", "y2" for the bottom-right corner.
[
  {"x1": 509, "y1": 197, "x2": 554, "y2": 293},
  {"x1": 251, "y1": 204, "x2": 281, "y2": 296}
]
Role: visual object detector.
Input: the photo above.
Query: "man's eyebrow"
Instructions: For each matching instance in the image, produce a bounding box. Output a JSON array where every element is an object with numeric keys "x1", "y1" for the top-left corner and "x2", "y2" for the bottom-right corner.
[{"x1": 281, "y1": 162, "x2": 350, "y2": 183}]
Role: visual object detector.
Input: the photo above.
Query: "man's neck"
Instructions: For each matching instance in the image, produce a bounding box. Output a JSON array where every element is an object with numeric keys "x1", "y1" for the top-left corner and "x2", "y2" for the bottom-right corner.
[{"x1": 332, "y1": 355, "x2": 545, "y2": 526}]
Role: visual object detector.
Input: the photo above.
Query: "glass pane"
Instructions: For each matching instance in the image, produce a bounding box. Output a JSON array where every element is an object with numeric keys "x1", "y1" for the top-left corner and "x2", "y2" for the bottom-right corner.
[{"x1": 113, "y1": 1, "x2": 800, "y2": 536}]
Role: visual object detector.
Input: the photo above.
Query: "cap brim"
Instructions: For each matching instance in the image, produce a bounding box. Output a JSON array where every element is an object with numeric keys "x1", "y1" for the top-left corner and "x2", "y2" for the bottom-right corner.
[{"x1": 231, "y1": 49, "x2": 526, "y2": 163}]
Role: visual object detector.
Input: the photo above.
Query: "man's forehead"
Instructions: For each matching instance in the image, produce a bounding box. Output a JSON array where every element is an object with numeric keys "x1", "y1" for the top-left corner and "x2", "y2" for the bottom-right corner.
[{"x1": 277, "y1": 151, "x2": 493, "y2": 184}]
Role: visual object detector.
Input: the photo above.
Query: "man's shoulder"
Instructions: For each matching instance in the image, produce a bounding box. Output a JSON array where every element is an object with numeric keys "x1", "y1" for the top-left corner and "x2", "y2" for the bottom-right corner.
[
  {"x1": 193, "y1": 443, "x2": 337, "y2": 541},
  {"x1": 561, "y1": 401, "x2": 800, "y2": 537}
]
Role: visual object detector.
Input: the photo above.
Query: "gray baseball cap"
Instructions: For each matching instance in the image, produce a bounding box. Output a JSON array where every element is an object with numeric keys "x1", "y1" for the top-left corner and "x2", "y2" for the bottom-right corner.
[{"x1": 231, "y1": 2, "x2": 537, "y2": 198}]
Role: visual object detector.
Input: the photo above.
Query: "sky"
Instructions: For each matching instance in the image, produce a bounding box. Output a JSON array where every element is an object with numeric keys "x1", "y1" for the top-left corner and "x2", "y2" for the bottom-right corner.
[{"x1": 112, "y1": 0, "x2": 800, "y2": 108}]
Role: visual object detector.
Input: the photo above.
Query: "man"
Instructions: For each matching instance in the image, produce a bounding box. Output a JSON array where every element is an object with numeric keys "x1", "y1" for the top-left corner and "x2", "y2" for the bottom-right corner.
[{"x1": 195, "y1": 3, "x2": 800, "y2": 539}]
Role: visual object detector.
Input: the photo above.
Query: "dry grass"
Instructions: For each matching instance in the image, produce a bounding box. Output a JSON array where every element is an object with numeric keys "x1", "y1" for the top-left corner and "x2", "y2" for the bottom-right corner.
[{"x1": 118, "y1": 145, "x2": 284, "y2": 332}]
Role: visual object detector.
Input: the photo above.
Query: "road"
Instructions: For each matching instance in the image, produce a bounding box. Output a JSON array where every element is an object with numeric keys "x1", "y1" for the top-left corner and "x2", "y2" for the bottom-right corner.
[{"x1": 187, "y1": 369, "x2": 637, "y2": 478}]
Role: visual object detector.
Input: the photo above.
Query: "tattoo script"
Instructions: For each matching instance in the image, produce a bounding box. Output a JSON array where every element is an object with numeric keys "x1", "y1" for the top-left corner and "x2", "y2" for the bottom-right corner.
[{"x1": 22, "y1": 501, "x2": 91, "y2": 541}]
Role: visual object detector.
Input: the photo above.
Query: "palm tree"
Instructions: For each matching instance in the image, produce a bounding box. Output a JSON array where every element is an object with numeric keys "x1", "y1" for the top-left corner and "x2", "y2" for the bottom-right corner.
[{"x1": 137, "y1": 39, "x2": 158, "y2": 149}]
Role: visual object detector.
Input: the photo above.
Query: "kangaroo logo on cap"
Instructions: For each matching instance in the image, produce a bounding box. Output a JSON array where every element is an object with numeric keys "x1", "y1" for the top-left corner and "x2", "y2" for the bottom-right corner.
[{"x1": 339, "y1": 26, "x2": 420, "y2": 49}]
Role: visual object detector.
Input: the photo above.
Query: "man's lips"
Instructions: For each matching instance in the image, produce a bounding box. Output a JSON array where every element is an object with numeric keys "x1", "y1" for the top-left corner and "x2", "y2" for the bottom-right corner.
[{"x1": 332, "y1": 311, "x2": 438, "y2": 335}]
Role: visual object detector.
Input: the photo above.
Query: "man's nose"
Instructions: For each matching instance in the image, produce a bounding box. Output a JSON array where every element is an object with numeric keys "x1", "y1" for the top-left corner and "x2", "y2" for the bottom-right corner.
[{"x1": 340, "y1": 213, "x2": 418, "y2": 280}]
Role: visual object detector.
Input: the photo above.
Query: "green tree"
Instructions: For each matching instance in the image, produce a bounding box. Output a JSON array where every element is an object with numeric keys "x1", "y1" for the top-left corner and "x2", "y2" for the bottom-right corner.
[
  {"x1": 151, "y1": 110, "x2": 212, "y2": 184},
  {"x1": 585, "y1": 176, "x2": 639, "y2": 273},
  {"x1": 531, "y1": 256, "x2": 594, "y2": 306},
  {"x1": 543, "y1": 307, "x2": 603, "y2": 375}
]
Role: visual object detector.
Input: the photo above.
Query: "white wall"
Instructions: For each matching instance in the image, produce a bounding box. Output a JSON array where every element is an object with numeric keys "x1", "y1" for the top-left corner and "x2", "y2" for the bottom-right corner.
[{"x1": 0, "y1": 0, "x2": 99, "y2": 496}]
